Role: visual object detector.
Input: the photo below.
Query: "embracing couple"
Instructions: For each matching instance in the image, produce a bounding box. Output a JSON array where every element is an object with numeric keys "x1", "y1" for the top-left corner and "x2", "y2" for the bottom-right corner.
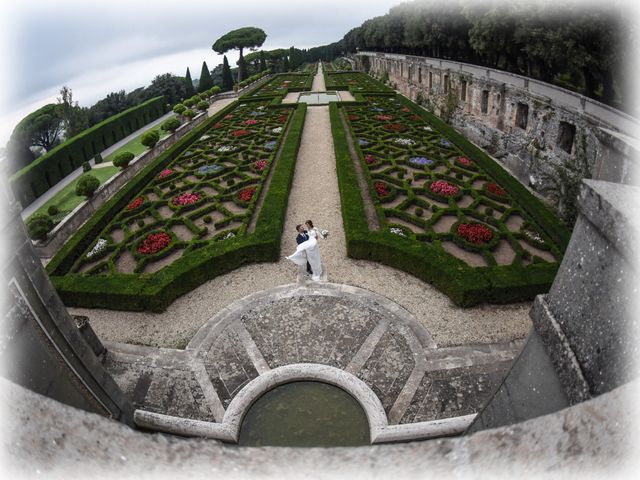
[{"x1": 286, "y1": 220, "x2": 323, "y2": 281}]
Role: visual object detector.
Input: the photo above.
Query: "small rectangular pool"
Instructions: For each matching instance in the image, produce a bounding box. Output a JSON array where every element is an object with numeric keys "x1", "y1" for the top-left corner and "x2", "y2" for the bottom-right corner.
[{"x1": 298, "y1": 91, "x2": 341, "y2": 105}]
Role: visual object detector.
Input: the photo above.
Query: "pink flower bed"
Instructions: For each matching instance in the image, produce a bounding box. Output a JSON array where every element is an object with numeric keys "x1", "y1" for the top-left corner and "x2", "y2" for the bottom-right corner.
[
  {"x1": 231, "y1": 129, "x2": 250, "y2": 137},
  {"x1": 244, "y1": 119, "x2": 258, "y2": 125},
  {"x1": 457, "y1": 223, "x2": 493, "y2": 244},
  {"x1": 238, "y1": 187, "x2": 256, "y2": 202},
  {"x1": 487, "y1": 182, "x2": 506, "y2": 197},
  {"x1": 374, "y1": 181, "x2": 390, "y2": 197},
  {"x1": 158, "y1": 169, "x2": 174, "y2": 179},
  {"x1": 457, "y1": 156, "x2": 471, "y2": 166},
  {"x1": 224, "y1": 114, "x2": 234, "y2": 120},
  {"x1": 126, "y1": 197, "x2": 144, "y2": 211},
  {"x1": 213, "y1": 122, "x2": 223, "y2": 129},
  {"x1": 172, "y1": 192, "x2": 201, "y2": 206},
  {"x1": 429, "y1": 180, "x2": 460, "y2": 197},
  {"x1": 365, "y1": 154, "x2": 376, "y2": 165},
  {"x1": 138, "y1": 232, "x2": 172, "y2": 255},
  {"x1": 375, "y1": 114, "x2": 393, "y2": 121},
  {"x1": 254, "y1": 160, "x2": 268, "y2": 171}
]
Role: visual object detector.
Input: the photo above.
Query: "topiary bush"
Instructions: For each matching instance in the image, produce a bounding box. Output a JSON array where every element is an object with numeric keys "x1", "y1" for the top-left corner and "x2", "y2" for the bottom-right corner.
[
  {"x1": 183, "y1": 99, "x2": 195, "y2": 107},
  {"x1": 141, "y1": 130, "x2": 161, "y2": 149},
  {"x1": 173, "y1": 104, "x2": 186, "y2": 114},
  {"x1": 94, "y1": 153, "x2": 103, "y2": 164},
  {"x1": 75, "y1": 174, "x2": 100, "y2": 198},
  {"x1": 113, "y1": 151, "x2": 135, "y2": 169},
  {"x1": 182, "y1": 109, "x2": 196, "y2": 120},
  {"x1": 196, "y1": 100, "x2": 209, "y2": 111},
  {"x1": 47, "y1": 205, "x2": 59, "y2": 216},
  {"x1": 415, "y1": 207, "x2": 423, "y2": 217},
  {"x1": 161, "y1": 117, "x2": 181, "y2": 132},
  {"x1": 27, "y1": 213, "x2": 54, "y2": 241},
  {"x1": 82, "y1": 161, "x2": 92, "y2": 172}
]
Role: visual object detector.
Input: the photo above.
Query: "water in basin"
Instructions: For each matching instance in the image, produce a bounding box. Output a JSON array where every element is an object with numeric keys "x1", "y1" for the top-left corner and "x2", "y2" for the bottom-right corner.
[{"x1": 238, "y1": 381, "x2": 370, "y2": 447}]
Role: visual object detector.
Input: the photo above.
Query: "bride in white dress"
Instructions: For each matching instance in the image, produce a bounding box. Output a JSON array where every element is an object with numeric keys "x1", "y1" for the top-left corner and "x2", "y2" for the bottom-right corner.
[{"x1": 286, "y1": 220, "x2": 322, "y2": 281}]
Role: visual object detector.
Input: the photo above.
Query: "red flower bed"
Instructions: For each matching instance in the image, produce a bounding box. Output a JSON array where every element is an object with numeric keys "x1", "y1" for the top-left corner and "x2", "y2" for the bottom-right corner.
[
  {"x1": 254, "y1": 160, "x2": 268, "y2": 171},
  {"x1": 224, "y1": 114, "x2": 234, "y2": 119},
  {"x1": 172, "y1": 192, "x2": 201, "y2": 206},
  {"x1": 410, "y1": 115, "x2": 422, "y2": 121},
  {"x1": 383, "y1": 123, "x2": 407, "y2": 132},
  {"x1": 231, "y1": 129, "x2": 250, "y2": 137},
  {"x1": 238, "y1": 187, "x2": 256, "y2": 202},
  {"x1": 365, "y1": 154, "x2": 376, "y2": 165},
  {"x1": 126, "y1": 197, "x2": 144, "y2": 210},
  {"x1": 158, "y1": 169, "x2": 174, "y2": 179},
  {"x1": 457, "y1": 223, "x2": 493, "y2": 244},
  {"x1": 244, "y1": 119, "x2": 258, "y2": 125},
  {"x1": 348, "y1": 114, "x2": 359, "y2": 121},
  {"x1": 402, "y1": 107, "x2": 410, "y2": 113},
  {"x1": 429, "y1": 180, "x2": 459, "y2": 197},
  {"x1": 278, "y1": 115, "x2": 288, "y2": 124},
  {"x1": 457, "y1": 156, "x2": 471, "y2": 166},
  {"x1": 374, "y1": 181, "x2": 390, "y2": 197},
  {"x1": 138, "y1": 232, "x2": 172, "y2": 255},
  {"x1": 375, "y1": 114, "x2": 393, "y2": 121},
  {"x1": 487, "y1": 182, "x2": 506, "y2": 197},
  {"x1": 213, "y1": 122, "x2": 223, "y2": 129}
]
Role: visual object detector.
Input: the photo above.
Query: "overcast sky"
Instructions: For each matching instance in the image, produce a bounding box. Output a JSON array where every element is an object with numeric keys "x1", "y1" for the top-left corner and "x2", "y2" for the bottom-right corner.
[{"x1": 0, "y1": 0, "x2": 401, "y2": 145}]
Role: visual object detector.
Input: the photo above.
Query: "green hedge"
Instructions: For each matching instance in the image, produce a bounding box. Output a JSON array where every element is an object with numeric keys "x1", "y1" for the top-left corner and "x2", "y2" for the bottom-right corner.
[
  {"x1": 10, "y1": 97, "x2": 168, "y2": 207},
  {"x1": 47, "y1": 102, "x2": 307, "y2": 312},
  {"x1": 329, "y1": 101, "x2": 565, "y2": 306}
]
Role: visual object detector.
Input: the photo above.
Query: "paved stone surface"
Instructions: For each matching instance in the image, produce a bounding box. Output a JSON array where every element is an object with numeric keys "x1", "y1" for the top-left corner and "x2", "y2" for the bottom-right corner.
[{"x1": 104, "y1": 283, "x2": 521, "y2": 435}]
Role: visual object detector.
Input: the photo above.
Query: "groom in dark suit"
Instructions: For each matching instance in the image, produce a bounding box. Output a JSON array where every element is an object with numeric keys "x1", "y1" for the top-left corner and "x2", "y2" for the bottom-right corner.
[{"x1": 296, "y1": 224, "x2": 313, "y2": 275}]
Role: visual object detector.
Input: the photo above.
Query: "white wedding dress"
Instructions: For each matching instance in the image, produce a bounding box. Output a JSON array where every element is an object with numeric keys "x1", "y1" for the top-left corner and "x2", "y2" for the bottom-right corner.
[{"x1": 286, "y1": 228, "x2": 322, "y2": 281}]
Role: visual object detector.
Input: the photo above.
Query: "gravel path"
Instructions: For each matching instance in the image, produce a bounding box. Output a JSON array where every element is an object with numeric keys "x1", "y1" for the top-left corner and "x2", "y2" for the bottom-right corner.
[{"x1": 70, "y1": 66, "x2": 532, "y2": 349}]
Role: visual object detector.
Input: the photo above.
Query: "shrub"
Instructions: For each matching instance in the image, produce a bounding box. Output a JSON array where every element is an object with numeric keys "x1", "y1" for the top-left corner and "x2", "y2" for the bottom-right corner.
[
  {"x1": 27, "y1": 214, "x2": 54, "y2": 241},
  {"x1": 199, "y1": 93, "x2": 208, "y2": 101},
  {"x1": 82, "y1": 161, "x2": 92, "y2": 172},
  {"x1": 398, "y1": 171, "x2": 405, "y2": 179},
  {"x1": 113, "y1": 151, "x2": 135, "y2": 169},
  {"x1": 485, "y1": 207, "x2": 494, "y2": 216},
  {"x1": 94, "y1": 153, "x2": 103, "y2": 164},
  {"x1": 183, "y1": 99, "x2": 195, "y2": 107},
  {"x1": 415, "y1": 207, "x2": 423, "y2": 217},
  {"x1": 75, "y1": 174, "x2": 100, "y2": 198},
  {"x1": 203, "y1": 215, "x2": 212, "y2": 224},
  {"x1": 431, "y1": 204, "x2": 439, "y2": 212},
  {"x1": 196, "y1": 100, "x2": 209, "y2": 111},
  {"x1": 47, "y1": 205, "x2": 59, "y2": 216},
  {"x1": 227, "y1": 178, "x2": 235, "y2": 186},
  {"x1": 161, "y1": 117, "x2": 181, "y2": 132},
  {"x1": 182, "y1": 109, "x2": 196, "y2": 119},
  {"x1": 137, "y1": 219, "x2": 145, "y2": 228},
  {"x1": 141, "y1": 130, "x2": 161, "y2": 149},
  {"x1": 190, "y1": 95, "x2": 201, "y2": 104},
  {"x1": 169, "y1": 183, "x2": 176, "y2": 191},
  {"x1": 173, "y1": 104, "x2": 186, "y2": 114}
]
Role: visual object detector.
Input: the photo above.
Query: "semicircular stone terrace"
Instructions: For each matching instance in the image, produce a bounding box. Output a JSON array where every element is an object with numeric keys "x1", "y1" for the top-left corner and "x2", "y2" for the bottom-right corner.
[{"x1": 106, "y1": 283, "x2": 521, "y2": 442}]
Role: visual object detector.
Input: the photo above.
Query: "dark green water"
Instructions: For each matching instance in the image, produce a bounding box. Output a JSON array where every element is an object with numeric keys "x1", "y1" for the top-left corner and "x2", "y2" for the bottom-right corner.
[{"x1": 238, "y1": 381, "x2": 370, "y2": 447}]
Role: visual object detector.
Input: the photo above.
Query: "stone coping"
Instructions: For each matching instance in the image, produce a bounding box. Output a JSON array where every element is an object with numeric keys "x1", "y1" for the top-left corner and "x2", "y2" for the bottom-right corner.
[
  {"x1": 134, "y1": 363, "x2": 475, "y2": 444},
  {"x1": 187, "y1": 282, "x2": 437, "y2": 352}
]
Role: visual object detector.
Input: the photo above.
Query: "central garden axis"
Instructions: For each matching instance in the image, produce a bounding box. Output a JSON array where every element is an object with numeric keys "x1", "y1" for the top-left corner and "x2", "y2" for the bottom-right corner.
[{"x1": 47, "y1": 67, "x2": 568, "y2": 311}]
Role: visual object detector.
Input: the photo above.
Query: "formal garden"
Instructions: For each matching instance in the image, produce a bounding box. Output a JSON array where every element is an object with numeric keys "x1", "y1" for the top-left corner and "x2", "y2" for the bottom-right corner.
[
  {"x1": 329, "y1": 75, "x2": 570, "y2": 306},
  {"x1": 245, "y1": 73, "x2": 313, "y2": 98},
  {"x1": 325, "y1": 71, "x2": 394, "y2": 94},
  {"x1": 46, "y1": 94, "x2": 306, "y2": 311}
]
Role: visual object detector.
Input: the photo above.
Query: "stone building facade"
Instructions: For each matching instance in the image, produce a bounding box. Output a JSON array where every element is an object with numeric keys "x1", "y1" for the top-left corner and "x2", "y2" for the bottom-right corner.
[{"x1": 356, "y1": 52, "x2": 639, "y2": 222}]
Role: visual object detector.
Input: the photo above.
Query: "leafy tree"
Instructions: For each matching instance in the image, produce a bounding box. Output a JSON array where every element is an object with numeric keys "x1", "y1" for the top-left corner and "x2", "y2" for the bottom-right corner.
[
  {"x1": 26, "y1": 214, "x2": 54, "y2": 241},
  {"x1": 113, "y1": 151, "x2": 134, "y2": 169},
  {"x1": 161, "y1": 117, "x2": 181, "y2": 132},
  {"x1": 57, "y1": 86, "x2": 89, "y2": 139},
  {"x1": 143, "y1": 73, "x2": 186, "y2": 106},
  {"x1": 221, "y1": 55, "x2": 234, "y2": 90},
  {"x1": 185, "y1": 68, "x2": 195, "y2": 97},
  {"x1": 199, "y1": 61, "x2": 214, "y2": 93},
  {"x1": 87, "y1": 90, "x2": 132, "y2": 125},
  {"x1": 173, "y1": 104, "x2": 186, "y2": 114},
  {"x1": 75, "y1": 174, "x2": 100, "y2": 197},
  {"x1": 140, "y1": 130, "x2": 160, "y2": 148},
  {"x1": 182, "y1": 109, "x2": 196, "y2": 120},
  {"x1": 259, "y1": 51, "x2": 268, "y2": 72},
  {"x1": 212, "y1": 27, "x2": 267, "y2": 83},
  {"x1": 196, "y1": 100, "x2": 209, "y2": 111}
]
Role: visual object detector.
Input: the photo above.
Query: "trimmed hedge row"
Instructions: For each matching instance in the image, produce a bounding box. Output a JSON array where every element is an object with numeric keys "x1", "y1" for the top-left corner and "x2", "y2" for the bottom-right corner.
[
  {"x1": 11, "y1": 97, "x2": 168, "y2": 207},
  {"x1": 330, "y1": 98, "x2": 566, "y2": 306},
  {"x1": 243, "y1": 73, "x2": 313, "y2": 99},
  {"x1": 47, "y1": 102, "x2": 307, "y2": 312},
  {"x1": 325, "y1": 71, "x2": 394, "y2": 95}
]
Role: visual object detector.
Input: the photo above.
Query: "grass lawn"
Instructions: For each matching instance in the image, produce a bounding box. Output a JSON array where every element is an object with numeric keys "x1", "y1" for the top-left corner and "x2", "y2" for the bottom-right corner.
[
  {"x1": 29, "y1": 166, "x2": 120, "y2": 222},
  {"x1": 104, "y1": 124, "x2": 173, "y2": 163}
]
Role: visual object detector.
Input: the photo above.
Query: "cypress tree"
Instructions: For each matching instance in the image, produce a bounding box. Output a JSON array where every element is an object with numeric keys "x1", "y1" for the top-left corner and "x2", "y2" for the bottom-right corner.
[
  {"x1": 237, "y1": 52, "x2": 247, "y2": 83},
  {"x1": 199, "y1": 61, "x2": 214, "y2": 93},
  {"x1": 259, "y1": 51, "x2": 267, "y2": 72},
  {"x1": 222, "y1": 55, "x2": 234, "y2": 91},
  {"x1": 185, "y1": 67, "x2": 195, "y2": 97}
]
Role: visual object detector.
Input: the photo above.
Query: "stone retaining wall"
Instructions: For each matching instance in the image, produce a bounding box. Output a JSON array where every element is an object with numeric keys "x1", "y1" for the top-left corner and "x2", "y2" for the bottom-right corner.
[
  {"x1": 34, "y1": 112, "x2": 209, "y2": 258},
  {"x1": 356, "y1": 52, "x2": 639, "y2": 220}
]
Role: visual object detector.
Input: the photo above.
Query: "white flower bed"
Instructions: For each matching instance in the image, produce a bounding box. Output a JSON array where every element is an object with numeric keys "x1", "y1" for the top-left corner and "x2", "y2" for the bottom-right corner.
[
  {"x1": 390, "y1": 227, "x2": 406, "y2": 237},
  {"x1": 394, "y1": 138, "x2": 415, "y2": 146},
  {"x1": 86, "y1": 238, "x2": 108, "y2": 259},
  {"x1": 222, "y1": 232, "x2": 236, "y2": 240},
  {"x1": 271, "y1": 127, "x2": 283, "y2": 134},
  {"x1": 217, "y1": 145, "x2": 234, "y2": 152}
]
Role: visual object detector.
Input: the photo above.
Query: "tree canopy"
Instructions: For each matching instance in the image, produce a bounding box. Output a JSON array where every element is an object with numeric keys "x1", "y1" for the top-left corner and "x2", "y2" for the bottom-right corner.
[{"x1": 212, "y1": 27, "x2": 267, "y2": 82}]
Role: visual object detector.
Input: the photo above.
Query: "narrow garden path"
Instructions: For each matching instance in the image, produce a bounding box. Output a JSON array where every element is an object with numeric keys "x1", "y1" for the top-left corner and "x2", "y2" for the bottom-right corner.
[{"x1": 70, "y1": 65, "x2": 532, "y2": 350}]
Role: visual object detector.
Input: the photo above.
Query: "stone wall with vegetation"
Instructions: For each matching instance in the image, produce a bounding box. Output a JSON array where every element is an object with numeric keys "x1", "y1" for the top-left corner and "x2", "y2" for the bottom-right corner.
[{"x1": 358, "y1": 52, "x2": 639, "y2": 226}]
